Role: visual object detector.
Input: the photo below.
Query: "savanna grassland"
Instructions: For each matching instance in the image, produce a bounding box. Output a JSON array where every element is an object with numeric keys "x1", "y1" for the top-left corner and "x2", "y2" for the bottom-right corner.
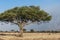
[{"x1": 0, "y1": 32, "x2": 60, "y2": 40}]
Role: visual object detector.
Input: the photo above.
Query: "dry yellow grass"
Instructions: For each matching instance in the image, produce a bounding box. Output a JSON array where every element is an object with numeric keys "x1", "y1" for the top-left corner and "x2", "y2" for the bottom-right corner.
[{"x1": 0, "y1": 33, "x2": 60, "y2": 40}]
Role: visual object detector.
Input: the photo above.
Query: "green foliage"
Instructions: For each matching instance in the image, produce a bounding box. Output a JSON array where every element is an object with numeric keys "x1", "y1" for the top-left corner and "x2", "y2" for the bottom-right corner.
[{"x1": 0, "y1": 6, "x2": 52, "y2": 23}]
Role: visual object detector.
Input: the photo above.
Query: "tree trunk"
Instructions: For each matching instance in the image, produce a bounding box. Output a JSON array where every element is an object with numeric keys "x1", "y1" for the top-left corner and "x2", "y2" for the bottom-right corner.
[{"x1": 18, "y1": 23, "x2": 23, "y2": 37}]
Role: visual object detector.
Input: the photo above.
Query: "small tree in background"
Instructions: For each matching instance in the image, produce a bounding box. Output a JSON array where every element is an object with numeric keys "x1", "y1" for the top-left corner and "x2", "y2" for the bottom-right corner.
[
  {"x1": 30, "y1": 29, "x2": 35, "y2": 32},
  {"x1": 23, "y1": 29, "x2": 26, "y2": 32},
  {"x1": 11, "y1": 29, "x2": 15, "y2": 32},
  {"x1": 0, "y1": 6, "x2": 52, "y2": 37}
]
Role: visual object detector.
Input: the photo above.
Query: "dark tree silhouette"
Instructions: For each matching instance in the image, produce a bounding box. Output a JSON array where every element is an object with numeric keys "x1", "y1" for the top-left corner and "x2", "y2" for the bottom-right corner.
[
  {"x1": 23, "y1": 29, "x2": 26, "y2": 32},
  {"x1": 30, "y1": 29, "x2": 35, "y2": 32}
]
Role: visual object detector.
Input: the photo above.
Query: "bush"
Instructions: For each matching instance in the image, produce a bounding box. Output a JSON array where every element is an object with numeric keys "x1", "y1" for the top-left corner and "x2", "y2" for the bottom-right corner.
[{"x1": 30, "y1": 29, "x2": 34, "y2": 32}]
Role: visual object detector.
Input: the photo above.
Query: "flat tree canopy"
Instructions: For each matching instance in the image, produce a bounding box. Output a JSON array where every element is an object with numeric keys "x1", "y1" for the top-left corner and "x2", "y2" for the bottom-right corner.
[{"x1": 0, "y1": 6, "x2": 51, "y2": 23}]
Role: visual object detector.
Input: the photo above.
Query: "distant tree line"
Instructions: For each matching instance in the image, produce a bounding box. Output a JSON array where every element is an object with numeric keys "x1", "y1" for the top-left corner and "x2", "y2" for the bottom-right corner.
[
  {"x1": 23, "y1": 29, "x2": 60, "y2": 33},
  {"x1": 0, "y1": 29, "x2": 60, "y2": 33}
]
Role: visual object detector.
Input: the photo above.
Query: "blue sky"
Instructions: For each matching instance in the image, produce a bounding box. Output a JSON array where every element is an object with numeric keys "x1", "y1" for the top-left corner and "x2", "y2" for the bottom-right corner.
[
  {"x1": 0, "y1": 0, "x2": 60, "y2": 12},
  {"x1": 0, "y1": 0, "x2": 60, "y2": 31}
]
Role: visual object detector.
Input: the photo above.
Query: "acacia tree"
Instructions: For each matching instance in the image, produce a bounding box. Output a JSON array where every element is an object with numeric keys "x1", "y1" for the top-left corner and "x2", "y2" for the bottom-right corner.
[{"x1": 0, "y1": 6, "x2": 52, "y2": 37}]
